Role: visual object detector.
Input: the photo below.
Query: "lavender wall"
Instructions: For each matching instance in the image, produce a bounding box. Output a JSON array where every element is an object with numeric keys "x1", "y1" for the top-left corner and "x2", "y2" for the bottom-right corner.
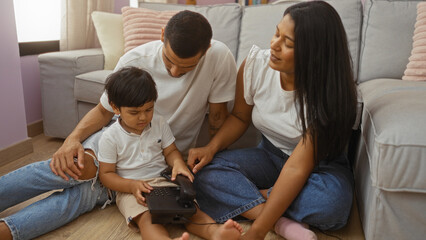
[
  {"x1": 115, "y1": 0, "x2": 130, "y2": 13},
  {"x1": 21, "y1": 55, "x2": 42, "y2": 124},
  {"x1": 0, "y1": 0, "x2": 28, "y2": 149}
]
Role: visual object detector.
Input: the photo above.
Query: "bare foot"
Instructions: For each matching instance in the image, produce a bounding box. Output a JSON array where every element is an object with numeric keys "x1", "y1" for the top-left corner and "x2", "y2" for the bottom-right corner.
[
  {"x1": 174, "y1": 232, "x2": 190, "y2": 240},
  {"x1": 212, "y1": 219, "x2": 242, "y2": 240}
]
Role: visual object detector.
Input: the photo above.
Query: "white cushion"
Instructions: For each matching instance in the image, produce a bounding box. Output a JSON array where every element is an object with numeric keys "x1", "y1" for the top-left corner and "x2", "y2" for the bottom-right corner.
[{"x1": 91, "y1": 11, "x2": 125, "y2": 70}]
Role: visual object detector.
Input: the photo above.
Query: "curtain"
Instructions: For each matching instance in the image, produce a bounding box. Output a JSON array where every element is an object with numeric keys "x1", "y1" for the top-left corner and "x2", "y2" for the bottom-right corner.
[{"x1": 60, "y1": 0, "x2": 114, "y2": 51}]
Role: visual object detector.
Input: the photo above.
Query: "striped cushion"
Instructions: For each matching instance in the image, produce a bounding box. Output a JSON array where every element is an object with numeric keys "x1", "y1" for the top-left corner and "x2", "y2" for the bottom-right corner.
[
  {"x1": 121, "y1": 7, "x2": 179, "y2": 53},
  {"x1": 403, "y1": 2, "x2": 426, "y2": 81}
]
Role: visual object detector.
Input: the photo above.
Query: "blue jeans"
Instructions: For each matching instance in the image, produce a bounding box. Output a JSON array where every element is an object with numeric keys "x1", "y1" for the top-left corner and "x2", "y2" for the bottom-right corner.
[
  {"x1": 0, "y1": 130, "x2": 110, "y2": 240},
  {"x1": 194, "y1": 136, "x2": 354, "y2": 230}
]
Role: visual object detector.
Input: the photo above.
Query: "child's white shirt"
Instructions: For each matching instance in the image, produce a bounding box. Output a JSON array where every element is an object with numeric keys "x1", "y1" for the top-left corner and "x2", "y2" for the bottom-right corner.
[{"x1": 98, "y1": 114, "x2": 175, "y2": 179}]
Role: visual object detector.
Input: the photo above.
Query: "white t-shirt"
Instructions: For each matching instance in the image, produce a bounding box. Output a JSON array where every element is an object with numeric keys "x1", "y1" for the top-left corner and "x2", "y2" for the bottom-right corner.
[
  {"x1": 244, "y1": 45, "x2": 303, "y2": 156},
  {"x1": 98, "y1": 114, "x2": 175, "y2": 179},
  {"x1": 100, "y1": 40, "x2": 236, "y2": 155}
]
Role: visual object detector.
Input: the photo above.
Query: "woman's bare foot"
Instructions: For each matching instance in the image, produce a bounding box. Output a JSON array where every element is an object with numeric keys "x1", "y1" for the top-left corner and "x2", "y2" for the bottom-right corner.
[
  {"x1": 212, "y1": 219, "x2": 243, "y2": 240},
  {"x1": 174, "y1": 232, "x2": 190, "y2": 240}
]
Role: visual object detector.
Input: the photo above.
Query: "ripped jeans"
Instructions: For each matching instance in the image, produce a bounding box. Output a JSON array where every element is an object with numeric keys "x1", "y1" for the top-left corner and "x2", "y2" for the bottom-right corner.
[{"x1": 0, "y1": 129, "x2": 111, "y2": 240}]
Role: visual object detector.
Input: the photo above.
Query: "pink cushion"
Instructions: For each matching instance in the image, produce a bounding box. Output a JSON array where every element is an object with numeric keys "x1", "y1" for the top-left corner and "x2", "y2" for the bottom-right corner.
[
  {"x1": 121, "y1": 7, "x2": 179, "y2": 53},
  {"x1": 403, "y1": 2, "x2": 426, "y2": 81}
]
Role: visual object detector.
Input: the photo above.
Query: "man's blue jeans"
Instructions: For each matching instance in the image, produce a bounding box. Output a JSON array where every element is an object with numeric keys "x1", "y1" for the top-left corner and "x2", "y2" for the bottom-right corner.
[
  {"x1": 0, "y1": 130, "x2": 110, "y2": 240},
  {"x1": 194, "y1": 136, "x2": 354, "y2": 230}
]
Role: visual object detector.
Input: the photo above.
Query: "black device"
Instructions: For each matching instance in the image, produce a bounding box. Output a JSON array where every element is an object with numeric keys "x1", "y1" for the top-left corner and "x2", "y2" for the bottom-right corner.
[{"x1": 143, "y1": 167, "x2": 197, "y2": 224}]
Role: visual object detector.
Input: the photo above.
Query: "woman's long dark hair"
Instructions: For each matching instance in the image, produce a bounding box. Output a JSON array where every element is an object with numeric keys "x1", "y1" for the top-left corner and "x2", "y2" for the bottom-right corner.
[{"x1": 285, "y1": 1, "x2": 357, "y2": 163}]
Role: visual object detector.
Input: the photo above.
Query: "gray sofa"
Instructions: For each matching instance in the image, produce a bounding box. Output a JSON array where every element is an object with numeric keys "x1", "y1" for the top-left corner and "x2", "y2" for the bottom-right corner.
[{"x1": 38, "y1": 0, "x2": 426, "y2": 239}]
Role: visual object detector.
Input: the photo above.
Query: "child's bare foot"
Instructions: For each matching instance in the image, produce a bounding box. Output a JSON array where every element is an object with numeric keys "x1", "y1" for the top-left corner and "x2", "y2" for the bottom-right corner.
[
  {"x1": 174, "y1": 232, "x2": 190, "y2": 240},
  {"x1": 212, "y1": 219, "x2": 242, "y2": 240}
]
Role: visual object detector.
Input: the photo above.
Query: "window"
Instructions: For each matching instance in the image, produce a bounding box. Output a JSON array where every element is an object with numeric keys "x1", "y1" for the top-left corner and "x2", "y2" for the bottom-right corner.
[{"x1": 13, "y1": 0, "x2": 61, "y2": 55}]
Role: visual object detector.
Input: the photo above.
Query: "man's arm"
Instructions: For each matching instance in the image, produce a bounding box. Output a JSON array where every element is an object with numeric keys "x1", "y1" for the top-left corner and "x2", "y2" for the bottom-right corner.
[
  {"x1": 50, "y1": 103, "x2": 114, "y2": 180},
  {"x1": 207, "y1": 102, "x2": 229, "y2": 138}
]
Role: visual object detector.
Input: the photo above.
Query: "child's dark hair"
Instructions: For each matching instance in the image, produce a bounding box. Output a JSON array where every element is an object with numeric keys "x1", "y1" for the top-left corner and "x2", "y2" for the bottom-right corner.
[{"x1": 105, "y1": 67, "x2": 157, "y2": 109}]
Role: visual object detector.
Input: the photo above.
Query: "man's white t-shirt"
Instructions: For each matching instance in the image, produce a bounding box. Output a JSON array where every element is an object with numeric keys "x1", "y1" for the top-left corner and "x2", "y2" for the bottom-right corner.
[
  {"x1": 98, "y1": 114, "x2": 175, "y2": 179},
  {"x1": 100, "y1": 40, "x2": 236, "y2": 155},
  {"x1": 243, "y1": 45, "x2": 303, "y2": 156}
]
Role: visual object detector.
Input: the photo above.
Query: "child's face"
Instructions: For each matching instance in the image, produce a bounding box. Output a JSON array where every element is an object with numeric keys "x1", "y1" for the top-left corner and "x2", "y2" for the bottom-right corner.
[{"x1": 113, "y1": 101, "x2": 155, "y2": 135}]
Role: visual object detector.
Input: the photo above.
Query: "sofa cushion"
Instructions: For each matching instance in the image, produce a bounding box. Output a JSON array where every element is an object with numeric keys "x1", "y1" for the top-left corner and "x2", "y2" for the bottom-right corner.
[
  {"x1": 138, "y1": 2, "x2": 242, "y2": 59},
  {"x1": 237, "y1": 0, "x2": 362, "y2": 73},
  {"x1": 121, "y1": 7, "x2": 178, "y2": 53},
  {"x1": 358, "y1": 78, "x2": 426, "y2": 192},
  {"x1": 358, "y1": 0, "x2": 423, "y2": 83},
  {"x1": 403, "y1": 2, "x2": 426, "y2": 81},
  {"x1": 91, "y1": 11, "x2": 124, "y2": 70},
  {"x1": 75, "y1": 70, "x2": 113, "y2": 105}
]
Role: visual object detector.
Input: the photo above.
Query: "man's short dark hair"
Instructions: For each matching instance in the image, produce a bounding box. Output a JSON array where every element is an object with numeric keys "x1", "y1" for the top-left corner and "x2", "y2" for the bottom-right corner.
[
  {"x1": 105, "y1": 67, "x2": 157, "y2": 109},
  {"x1": 164, "y1": 10, "x2": 212, "y2": 58}
]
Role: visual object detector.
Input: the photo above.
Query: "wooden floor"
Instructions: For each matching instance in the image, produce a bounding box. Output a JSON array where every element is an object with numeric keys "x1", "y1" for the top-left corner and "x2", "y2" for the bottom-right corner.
[{"x1": 0, "y1": 134, "x2": 365, "y2": 240}]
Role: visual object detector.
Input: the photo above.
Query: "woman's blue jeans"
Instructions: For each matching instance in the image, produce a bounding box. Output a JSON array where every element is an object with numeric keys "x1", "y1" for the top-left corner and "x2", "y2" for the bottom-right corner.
[
  {"x1": 0, "y1": 130, "x2": 110, "y2": 240},
  {"x1": 194, "y1": 136, "x2": 354, "y2": 230}
]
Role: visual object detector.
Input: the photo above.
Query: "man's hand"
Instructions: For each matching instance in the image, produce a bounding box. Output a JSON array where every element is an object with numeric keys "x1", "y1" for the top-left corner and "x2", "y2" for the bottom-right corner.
[
  {"x1": 187, "y1": 146, "x2": 215, "y2": 174},
  {"x1": 50, "y1": 138, "x2": 84, "y2": 181},
  {"x1": 130, "y1": 180, "x2": 153, "y2": 206}
]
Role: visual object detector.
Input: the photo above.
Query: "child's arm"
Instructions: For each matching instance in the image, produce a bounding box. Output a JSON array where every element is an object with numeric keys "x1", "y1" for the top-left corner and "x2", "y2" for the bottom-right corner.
[
  {"x1": 99, "y1": 162, "x2": 153, "y2": 206},
  {"x1": 163, "y1": 142, "x2": 194, "y2": 182}
]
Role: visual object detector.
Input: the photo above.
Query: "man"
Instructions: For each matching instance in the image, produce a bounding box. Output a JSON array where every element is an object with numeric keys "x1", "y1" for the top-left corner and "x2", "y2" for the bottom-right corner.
[{"x1": 0, "y1": 10, "x2": 236, "y2": 240}]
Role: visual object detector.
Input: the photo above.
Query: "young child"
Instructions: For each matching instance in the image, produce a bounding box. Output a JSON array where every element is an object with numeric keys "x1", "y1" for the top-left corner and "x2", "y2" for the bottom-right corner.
[{"x1": 98, "y1": 67, "x2": 242, "y2": 240}]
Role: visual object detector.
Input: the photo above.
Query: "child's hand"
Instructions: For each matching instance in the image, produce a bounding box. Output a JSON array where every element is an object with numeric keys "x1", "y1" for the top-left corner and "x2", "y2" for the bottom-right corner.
[
  {"x1": 172, "y1": 161, "x2": 194, "y2": 182},
  {"x1": 130, "y1": 180, "x2": 153, "y2": 206}
]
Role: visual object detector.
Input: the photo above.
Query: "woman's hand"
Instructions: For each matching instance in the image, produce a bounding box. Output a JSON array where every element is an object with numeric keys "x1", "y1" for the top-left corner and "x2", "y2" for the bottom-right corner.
[
  {"x1": 187, "y1": 145, "x2": 216, "y2": 174},
  {"x1": 130, "y1": 180, "x2": 153, "y2": 206}
]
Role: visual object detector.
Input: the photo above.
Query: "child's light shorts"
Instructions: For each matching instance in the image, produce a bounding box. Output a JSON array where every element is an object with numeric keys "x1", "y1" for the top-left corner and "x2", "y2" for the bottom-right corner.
[{"x1": 116, "y1": 177, "x2": 178, "y2": 231}]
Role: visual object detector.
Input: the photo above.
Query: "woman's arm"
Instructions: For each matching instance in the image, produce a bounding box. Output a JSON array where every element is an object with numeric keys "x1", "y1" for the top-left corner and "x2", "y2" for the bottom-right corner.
[
  {"x1": 188, "y1": 59, "x2": 254, "y2": 173},
  {"x1": 243, "y1": 135, "x2": 316, "y2": 239},
  {"x1": 99, "y1": 162, "x2": 153, "y2": 205}
]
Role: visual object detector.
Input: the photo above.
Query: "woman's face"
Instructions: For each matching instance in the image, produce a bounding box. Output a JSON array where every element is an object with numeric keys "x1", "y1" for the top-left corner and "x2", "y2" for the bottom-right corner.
[{"x1": 269, "y1": 14, "x2": 295, "y2": 74}]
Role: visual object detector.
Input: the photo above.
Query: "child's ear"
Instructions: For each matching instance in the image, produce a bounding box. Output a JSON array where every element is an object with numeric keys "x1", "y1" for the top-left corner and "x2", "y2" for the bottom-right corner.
[{"x1": 110, "y1": 103, "x2": 121, "y2": 115}]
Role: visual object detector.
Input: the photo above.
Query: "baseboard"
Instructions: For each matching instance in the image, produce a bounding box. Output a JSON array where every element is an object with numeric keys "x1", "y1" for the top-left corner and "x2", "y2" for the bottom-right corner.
[
  {"x1": 0, "y1": 138, "x2": 33, "y2": 166},
  {"x1": 27, "y1": 120, "x2": 43, "y2": 137}
]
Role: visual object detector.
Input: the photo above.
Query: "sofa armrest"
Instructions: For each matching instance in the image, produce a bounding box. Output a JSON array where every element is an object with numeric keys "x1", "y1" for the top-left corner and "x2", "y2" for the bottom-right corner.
[{"x1": 38, "y1": 48, "x2": 104, "y2": 138}]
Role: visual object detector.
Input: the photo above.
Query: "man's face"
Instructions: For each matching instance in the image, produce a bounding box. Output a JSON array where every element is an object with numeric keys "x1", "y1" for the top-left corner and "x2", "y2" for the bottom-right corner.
[{"x1": 162, "y1": 42, "x2": 203, "y2": 78}]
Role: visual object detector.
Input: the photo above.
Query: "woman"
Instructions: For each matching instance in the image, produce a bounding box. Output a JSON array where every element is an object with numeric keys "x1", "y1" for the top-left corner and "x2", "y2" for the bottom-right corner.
[{"x1": 187, "y1": 1, "x2": 358, "y2": 240}]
